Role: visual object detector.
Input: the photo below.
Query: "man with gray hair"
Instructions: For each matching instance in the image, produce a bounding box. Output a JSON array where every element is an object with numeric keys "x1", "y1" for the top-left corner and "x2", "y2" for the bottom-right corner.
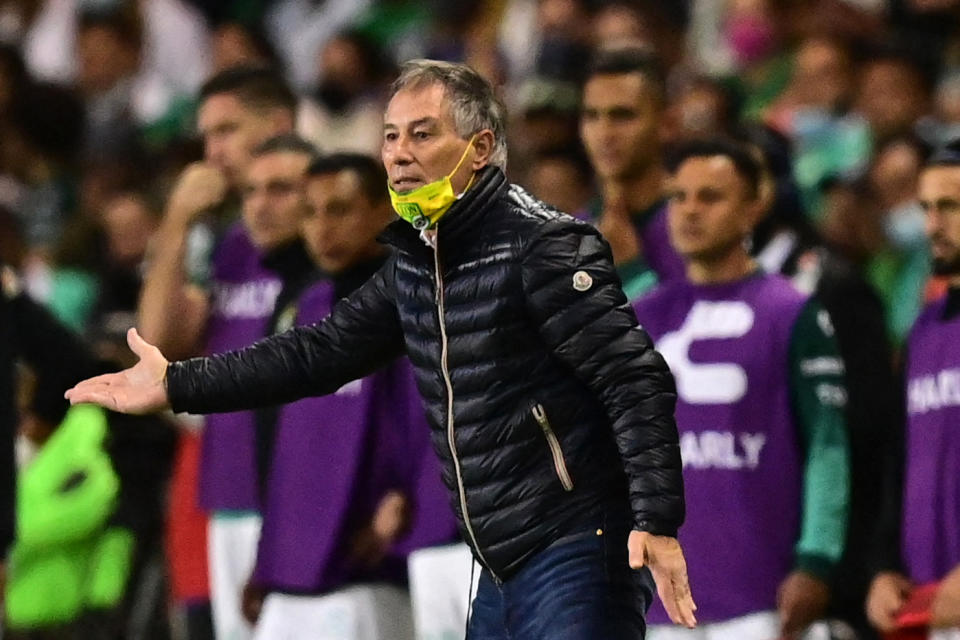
[{"x1": 66, "y1": 59, "x2": 696, "y2": 639}]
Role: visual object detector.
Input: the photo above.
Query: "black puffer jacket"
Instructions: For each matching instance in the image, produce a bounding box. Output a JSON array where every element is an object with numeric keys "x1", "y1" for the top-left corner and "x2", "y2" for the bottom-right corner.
[{"x1": 168, "y1": 167, "x2": 684, "y2": 580}]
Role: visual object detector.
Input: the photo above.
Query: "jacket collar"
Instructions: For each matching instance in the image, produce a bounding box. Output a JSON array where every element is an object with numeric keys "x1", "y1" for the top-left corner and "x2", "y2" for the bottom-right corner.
[
  {"x1": 379, "y1": 167, "x2": 508, "y2": 257},
  {"x1": 330, "y1": 253, "x2": 387, "y2": 299}
]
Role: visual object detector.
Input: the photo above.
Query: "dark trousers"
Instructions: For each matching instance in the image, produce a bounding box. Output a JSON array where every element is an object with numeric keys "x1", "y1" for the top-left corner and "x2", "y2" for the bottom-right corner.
[{"x1": 467, "y1": 511, "x2": 655, "y2": 639}]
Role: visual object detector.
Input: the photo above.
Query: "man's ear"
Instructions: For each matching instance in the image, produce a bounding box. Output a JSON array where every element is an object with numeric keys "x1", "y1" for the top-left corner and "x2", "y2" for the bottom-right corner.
[
  {"x1": 742, "y1": 190, "x2": 768, "y2": 235},
  {"x1": 471, "y1": 130, "x2": 496, "y2": 170}
]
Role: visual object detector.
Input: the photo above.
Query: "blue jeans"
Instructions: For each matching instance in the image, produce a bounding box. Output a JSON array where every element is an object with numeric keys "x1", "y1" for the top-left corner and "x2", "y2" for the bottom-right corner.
[{"x1": 466, "y1": 511, "x2": 655, "y2": 639}]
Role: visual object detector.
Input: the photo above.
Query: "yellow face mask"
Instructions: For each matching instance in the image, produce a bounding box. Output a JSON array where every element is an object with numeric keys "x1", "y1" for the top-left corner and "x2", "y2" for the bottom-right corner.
[{"x1": 389, "y1": 136, "x2": 477, "y2": 230}]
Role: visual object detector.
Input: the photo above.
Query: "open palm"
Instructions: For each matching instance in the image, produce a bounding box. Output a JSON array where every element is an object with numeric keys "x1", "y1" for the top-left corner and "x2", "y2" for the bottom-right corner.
[
  {"x1": 629, "y1": 530, "x2": 698, "y2": 628},
  {"x1": 65, "y1": 328, "x2": 170, "y2": 414}
]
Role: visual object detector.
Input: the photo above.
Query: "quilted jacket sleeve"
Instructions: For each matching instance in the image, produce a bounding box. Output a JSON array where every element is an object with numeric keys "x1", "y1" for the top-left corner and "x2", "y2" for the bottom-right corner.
[
  {"x1": 520, "y1": 220, "x2": 685, "y2": 536},
  {"x1": 167, "y1": 255, "x2": 405, "y2": 414}
]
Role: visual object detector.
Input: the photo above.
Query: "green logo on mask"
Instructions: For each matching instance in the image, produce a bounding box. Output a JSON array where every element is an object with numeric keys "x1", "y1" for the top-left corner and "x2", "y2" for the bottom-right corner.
[
  {"x1": 396, "y1": 202, "x2": 423, "y2": 217},
  {"x1": 388, "y1": 135, "x2": 478, "y2": 230}
]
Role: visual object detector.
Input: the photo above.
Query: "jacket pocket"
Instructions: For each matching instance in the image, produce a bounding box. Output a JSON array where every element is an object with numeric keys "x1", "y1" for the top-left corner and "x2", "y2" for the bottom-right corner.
[{"x1": 532, "y1": 403, "x2": 574, "y2": 491}]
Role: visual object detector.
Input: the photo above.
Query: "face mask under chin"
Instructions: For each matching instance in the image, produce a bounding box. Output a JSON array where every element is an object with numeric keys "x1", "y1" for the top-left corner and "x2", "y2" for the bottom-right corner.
[{"x1": 389, "y1": 135, "x2": 478, "y2": 230}]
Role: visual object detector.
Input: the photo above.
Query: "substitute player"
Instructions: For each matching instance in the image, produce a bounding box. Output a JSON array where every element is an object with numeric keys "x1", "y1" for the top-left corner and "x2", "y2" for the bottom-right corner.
[{"x1": 634, "y1": 139, "x2": 851, "y2": 640}]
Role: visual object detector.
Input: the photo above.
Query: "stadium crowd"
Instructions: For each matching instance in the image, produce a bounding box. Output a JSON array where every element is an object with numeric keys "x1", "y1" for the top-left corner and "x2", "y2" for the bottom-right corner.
[{"x1": 1, "y1": 0, "x2": 960, "y2": 639}]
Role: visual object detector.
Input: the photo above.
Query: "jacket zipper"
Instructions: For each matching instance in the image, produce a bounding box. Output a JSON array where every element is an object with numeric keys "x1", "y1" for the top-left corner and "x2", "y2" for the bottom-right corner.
[
  {"x1": 532, "y1": 404, "x2": 574, "y2": 491},
  {"x1": 431, "y1": 237, "x2": 500, "y2": 584}
]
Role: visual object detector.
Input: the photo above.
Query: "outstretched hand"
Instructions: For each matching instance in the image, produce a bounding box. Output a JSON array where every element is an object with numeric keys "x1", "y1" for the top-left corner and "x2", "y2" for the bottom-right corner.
[
  {"x1": 65, "y1": 328, "x2": 170, "y2": 414},
  {"x1": 629, "y1": 530, "x2": 697, "y2": 628}
]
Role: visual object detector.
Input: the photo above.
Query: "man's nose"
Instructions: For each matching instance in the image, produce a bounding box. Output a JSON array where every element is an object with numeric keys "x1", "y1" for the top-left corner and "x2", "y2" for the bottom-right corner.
[
  {"x1": 318, "y1": 225, "x2": 335, "y2": 247},
  {"x1": 596, "y1": 117, "x2": 619, "y2": 141},
  {"x1": 387, "y1": 136, "x2": 415, "y2": 166},
  {"x1": 205, "y1": 140, "x2": 224, "y2": 165},
  {"x1": 672, "y1": 201, "x2": 697, "y2": 220},
  {"x1": 248, "y1": 191, "x2": 270, "y2": 217},
  {"x1": 925, "y1": 210, "x2": 939, "y2": 238}
]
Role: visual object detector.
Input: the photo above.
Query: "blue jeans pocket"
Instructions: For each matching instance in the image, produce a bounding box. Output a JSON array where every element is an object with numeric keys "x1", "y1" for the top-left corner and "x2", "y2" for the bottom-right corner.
[{"x1": 502, "y1": 514, "x2": 649, "y2": 639}]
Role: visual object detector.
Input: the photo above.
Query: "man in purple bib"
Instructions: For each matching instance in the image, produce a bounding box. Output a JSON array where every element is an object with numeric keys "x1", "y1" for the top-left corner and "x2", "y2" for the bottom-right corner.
[
  {"x1": 580, "y1": 46, "x2": 686, "y2": 299},
  {"x1": 866, "y1": 141, "x2": 960, "y2": 638},
  {"x1": 633, "y1": 139, "x2": 851, "y2": 640},
  {"x1": 136, "y1": 67, "x2": 300, "y2": 640},
  {"x1": 245, "y1": 153, "x2": 458, "y2": 640}
]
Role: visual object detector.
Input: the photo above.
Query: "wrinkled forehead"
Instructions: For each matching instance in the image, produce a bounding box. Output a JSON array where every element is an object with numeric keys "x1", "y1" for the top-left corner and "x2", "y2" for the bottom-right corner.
[{"x1": 384, "y1": 82, "x2": 454, "y2": 129}]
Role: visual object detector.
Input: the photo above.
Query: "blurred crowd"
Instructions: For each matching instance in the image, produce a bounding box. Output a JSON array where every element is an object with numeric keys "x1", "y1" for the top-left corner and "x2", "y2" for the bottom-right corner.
[{"x1": 1, "y1": 0, "x2": 960, "y2": 638}]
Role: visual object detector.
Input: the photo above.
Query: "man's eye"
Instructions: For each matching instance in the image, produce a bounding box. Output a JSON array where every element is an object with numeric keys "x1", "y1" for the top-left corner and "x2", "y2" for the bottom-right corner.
[
  {"x1": 328, "y1": 203, "x2": 350, "y2": 217},
  {"x1": 384, "y1": 132, "x2": 398, "y2": 142},
  {"x1": 700, "y1": 192, "x2": 721, "y2": 204},
  {"x1": 414, "y1": 131, "x2": 430, "y2": 140},
  {"x1": 268, "y1": 183, "x2": 295, "y2": 197},
  {"x1": 610, "y1": 108, "x2": 638, "y2": 121}
]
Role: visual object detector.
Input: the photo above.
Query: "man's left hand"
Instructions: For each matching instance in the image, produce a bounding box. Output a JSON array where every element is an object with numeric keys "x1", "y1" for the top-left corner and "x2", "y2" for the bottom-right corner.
[
  {"x1": 629, "y1": 531, "x2": 697, "y2": 628},
  {"x1": 350, "y1": 491, "x2": 410, "y2": 568},
  {"x1": 932, "y1": 564, "x2": 960, "y2": 628},
  {"x1": 778, "y1": 570, "x2": 830, "y2": 638},
  {"x1": 241, "y1": 580, "x2": 266, "y2": 625}
]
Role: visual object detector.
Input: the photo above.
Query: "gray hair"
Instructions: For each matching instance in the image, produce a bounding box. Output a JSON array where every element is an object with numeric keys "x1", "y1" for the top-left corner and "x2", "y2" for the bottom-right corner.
[{"x1": 390, "y1": 59, "x2": 508, "y2": 170}]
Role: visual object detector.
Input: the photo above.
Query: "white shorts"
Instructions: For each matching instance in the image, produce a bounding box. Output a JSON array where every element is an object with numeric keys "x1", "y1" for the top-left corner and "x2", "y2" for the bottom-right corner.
[
  {"x1": 647, "y1": 611, "x2": 780, "y2": 640},
  {"x1": 209, "y1": 512, "x2": 262, "y2": 640},
  {"x1": 252, "y1": 585, "x2": 414, "y2": 640},
  {"x1": 407, "y1": 543, "x2": 480, "y2": 640},
  {"x1": 648, "y1": 612, "x2": 842, "y2": 640}
]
